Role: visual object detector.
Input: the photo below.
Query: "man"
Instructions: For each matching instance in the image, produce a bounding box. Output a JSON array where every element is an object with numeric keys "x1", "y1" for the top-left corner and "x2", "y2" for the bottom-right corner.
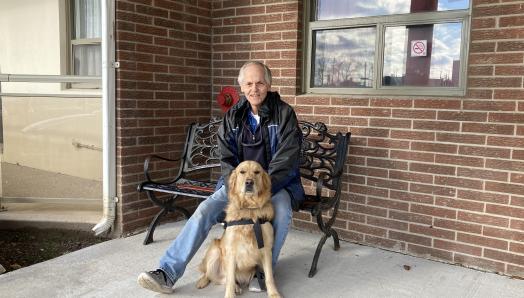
[{"x1": 137, "y1": 61, "x2": 305, "y2": 294}]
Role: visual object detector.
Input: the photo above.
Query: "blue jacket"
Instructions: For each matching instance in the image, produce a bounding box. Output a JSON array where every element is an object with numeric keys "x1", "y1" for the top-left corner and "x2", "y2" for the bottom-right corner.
[{"x1": 217, "y1": 91, "x2": 305, "y2": 210}]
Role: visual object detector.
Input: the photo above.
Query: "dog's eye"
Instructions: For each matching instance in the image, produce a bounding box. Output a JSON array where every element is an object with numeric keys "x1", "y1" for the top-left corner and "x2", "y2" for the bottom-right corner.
[
  {"x1": 254, "y1": 170, "x2": 260, "y2": 175},
  {"x1": 240, "y1": 170, "x2": 246, "y2": 174}
]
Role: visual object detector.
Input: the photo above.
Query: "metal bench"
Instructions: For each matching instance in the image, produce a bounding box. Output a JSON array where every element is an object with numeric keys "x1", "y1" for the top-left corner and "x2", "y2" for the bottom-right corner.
[{"x1": 138, "y1": 118, "x2": 350, "y2": 277}]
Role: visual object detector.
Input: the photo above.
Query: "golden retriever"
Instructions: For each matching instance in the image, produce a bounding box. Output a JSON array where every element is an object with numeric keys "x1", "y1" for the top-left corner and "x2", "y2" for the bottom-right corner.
[{"x1": 196, "y1": 160, "x2": 281, "y2": 298}]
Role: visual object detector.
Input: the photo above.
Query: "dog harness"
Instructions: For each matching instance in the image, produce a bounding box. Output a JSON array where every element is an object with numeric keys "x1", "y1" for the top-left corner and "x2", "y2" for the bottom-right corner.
[
  {"x1": 224, "y1": 217, "x2": 270, "y2": 291},
  {"x1": 224, "y1": 218, "x2": 270, "y2": 249}
]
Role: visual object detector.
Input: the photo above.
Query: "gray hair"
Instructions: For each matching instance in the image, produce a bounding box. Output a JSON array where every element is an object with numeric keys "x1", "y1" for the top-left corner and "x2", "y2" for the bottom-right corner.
[{"x1": 237, "y1": 61, "x2": 272, "y2": 86}]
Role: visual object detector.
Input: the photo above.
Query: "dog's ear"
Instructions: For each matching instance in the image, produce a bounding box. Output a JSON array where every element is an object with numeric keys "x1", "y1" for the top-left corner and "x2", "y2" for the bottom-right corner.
[
  {"x1": 228, "y1": 167, "x2": 238, "y2": 194},
  {"x1": 261, "y1": 170, "x2": 271, "y2": 195}
]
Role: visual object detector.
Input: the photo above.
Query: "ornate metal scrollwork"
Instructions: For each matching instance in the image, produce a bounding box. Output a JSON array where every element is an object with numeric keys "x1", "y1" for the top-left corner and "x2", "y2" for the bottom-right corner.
[
  {"x1": 187, "y1": 118, "x2": 222, "y2": 170},
  {"x1": 299, "y1": 121, "x2": 339, "y2": 190}
]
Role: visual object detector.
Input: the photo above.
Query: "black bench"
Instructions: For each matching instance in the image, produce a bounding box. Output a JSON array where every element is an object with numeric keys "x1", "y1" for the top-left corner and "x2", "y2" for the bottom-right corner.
[{"x1": 138, "y1": 118, "x2": 350, "y2": 277}]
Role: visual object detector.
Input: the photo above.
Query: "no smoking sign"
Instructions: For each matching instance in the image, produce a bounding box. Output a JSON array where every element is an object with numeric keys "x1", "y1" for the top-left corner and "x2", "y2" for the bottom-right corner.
[{"x1": 411, "y1": 40, "x2": 427, "y2": 57}]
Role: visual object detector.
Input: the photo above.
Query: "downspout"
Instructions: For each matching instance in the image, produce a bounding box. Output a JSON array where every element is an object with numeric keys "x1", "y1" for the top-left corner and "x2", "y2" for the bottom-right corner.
[{"x1": 93, "y1": 0, "x2": 117, "y2": 236}]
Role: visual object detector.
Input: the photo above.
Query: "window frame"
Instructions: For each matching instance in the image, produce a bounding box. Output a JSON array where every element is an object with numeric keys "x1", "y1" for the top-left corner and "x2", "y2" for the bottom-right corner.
[
  {"x1": 67, "y1": 0, "x2": 102, "y2": 89},
  {"x1": 302, "y1": 1, "x2": 471, "y2": 97}
]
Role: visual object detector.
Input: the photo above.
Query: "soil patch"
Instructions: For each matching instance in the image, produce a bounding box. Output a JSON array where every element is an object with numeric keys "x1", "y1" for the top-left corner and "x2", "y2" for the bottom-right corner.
[{"x1": 0, "y1": 227, "x2": 109, "y2": 273}]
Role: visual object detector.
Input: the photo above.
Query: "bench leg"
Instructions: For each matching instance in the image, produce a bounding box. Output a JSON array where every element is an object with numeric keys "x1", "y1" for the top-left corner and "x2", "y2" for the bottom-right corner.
[
  {"x1": 143, "y1": 207, "x2": 169, "y2": 245},
  {"x1": 143, "y1": 193, "x2": 192, "y2": 245},
  {"x1": 308, "y1": 204, "x2": 341, "y2": 277}
]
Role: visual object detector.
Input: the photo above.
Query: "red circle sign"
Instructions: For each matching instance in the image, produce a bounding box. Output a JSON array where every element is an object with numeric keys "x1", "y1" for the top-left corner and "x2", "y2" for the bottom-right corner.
[{"x1": 413, "y1": 41, "x2": 425, "y2": 54}]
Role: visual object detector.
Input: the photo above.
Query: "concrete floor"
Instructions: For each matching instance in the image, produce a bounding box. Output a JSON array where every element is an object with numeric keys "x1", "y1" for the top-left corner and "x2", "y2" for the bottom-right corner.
[
  {"x1": 1, "y1": 221, "x2": 523, "y2": 298},
  {"x1": 0, "y1": 202, "x2": 101, "y2": 231}
]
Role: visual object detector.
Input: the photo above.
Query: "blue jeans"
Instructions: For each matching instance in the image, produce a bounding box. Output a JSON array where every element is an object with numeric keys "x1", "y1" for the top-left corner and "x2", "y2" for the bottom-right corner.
[{"x1": 159, "y1": 186, "x2": 292, "y2": 283}]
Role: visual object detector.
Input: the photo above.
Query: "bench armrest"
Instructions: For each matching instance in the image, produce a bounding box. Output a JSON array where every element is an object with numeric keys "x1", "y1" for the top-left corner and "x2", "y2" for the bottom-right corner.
[{"x1": 143, "y1": 154, "x2": 183, "y2": 183}]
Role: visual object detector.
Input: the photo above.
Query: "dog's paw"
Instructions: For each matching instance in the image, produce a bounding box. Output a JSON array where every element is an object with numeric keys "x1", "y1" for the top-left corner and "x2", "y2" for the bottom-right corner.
[
  {"x1": 196, "y1": 276, "x2": 210, "y2": 289},
  {"x1": 268, "y1": 292, "x2": 282, "y2": 298},
  {"x1": 235, "y1": 284, "x2": 243, "y2": 295}
]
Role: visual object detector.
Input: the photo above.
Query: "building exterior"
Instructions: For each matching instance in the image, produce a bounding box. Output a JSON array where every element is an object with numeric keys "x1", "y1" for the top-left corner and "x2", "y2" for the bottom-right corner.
[
  {"x1": 2, "y1": 0, "x2": 521, "y2": 280},
  {"x1": 114, "y1": 0, "x2": 524, "y2": 278}
]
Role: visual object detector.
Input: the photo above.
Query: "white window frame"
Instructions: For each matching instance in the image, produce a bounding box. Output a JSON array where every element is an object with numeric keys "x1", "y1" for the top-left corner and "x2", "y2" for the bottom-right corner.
[
  {"x1": 67, "y1": 0, "x2": 102, "y2": 89},
  {"x1": 302, "y1": 1, "x2": 471, "y2": 97}
]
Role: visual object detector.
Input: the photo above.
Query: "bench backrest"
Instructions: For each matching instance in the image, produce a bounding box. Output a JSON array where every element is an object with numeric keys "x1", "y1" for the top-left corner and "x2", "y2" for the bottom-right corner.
[
  {"x1": 299, "y1": 121, "x2": 350, "y2": 193},
  {"x1": 180, "y1": 119, "x2": 350, "y2": 191}
]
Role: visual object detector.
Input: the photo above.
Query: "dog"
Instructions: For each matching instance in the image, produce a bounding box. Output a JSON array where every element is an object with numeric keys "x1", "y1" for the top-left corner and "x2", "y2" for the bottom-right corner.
[{"x1": 196, "y1": 160, "x2": 282, "y2": 298}]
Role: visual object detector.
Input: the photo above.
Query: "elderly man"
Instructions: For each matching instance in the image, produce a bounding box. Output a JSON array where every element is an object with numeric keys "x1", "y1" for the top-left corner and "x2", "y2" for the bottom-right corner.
[{"x1": 138, "y1": 61, "x2": 304, "y2": 294}]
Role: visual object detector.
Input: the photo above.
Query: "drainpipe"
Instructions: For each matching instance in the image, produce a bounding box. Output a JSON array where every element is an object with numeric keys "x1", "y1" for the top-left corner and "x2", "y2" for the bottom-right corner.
[{"x1": 93, "y1": 0, "x2": 117, "y2": 236}]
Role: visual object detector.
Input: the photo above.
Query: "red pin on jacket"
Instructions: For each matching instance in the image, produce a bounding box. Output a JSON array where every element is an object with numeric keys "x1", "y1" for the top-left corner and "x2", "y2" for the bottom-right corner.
[{"x1": 216, "y1": 86, "x2": 240, "y2": 112}]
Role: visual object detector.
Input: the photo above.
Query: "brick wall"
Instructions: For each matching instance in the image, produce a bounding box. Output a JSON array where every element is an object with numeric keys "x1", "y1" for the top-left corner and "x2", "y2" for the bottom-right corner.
[
  {"x1": 115, "y1": 0, "x2": 524, "y2": 278},
  {"x1": 115, "y1": 0, "x2": 212, "y2": 234}
]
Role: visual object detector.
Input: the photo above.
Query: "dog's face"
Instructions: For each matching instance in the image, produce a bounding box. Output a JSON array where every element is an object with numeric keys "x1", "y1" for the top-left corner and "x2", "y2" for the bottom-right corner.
[{"x1": 228, "y1": 161, "x2": 271, "y2": 209}]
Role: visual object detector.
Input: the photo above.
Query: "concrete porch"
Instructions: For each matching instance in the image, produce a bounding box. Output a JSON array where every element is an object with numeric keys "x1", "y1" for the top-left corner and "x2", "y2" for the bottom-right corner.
[{"x1": 0, "y1": 221, "x2": 523, "y2": 298}]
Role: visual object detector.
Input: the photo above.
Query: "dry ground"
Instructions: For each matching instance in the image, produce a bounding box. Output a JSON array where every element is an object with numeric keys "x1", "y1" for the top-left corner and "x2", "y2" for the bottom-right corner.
[{"x1": 0, "y1": 228, "x2": 108, "y2": 273}]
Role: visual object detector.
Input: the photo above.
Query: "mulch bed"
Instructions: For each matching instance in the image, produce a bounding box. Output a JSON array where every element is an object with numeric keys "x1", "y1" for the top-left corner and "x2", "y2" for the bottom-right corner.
[{"x1": 0, "y1": 227, "x2": 109, "y2": 273}]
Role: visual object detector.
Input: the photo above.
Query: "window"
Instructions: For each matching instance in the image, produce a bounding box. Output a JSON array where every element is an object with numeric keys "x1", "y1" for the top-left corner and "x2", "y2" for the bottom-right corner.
[
  {"x1": 304, "y1": 0, "x2": 471, "y2": 96},
  {"x1": 69, "y1": 0, "x2": 102, "y2": 88}
]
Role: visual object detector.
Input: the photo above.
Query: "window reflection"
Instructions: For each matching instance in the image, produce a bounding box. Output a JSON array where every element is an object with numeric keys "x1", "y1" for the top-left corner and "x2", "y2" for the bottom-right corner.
[
  {"x1": 316, "y1": 0, "x2": 469, "y2": 20},
  {"x1": 313, "y1": 27, "x2": 375, "y2": 88},
  {"x1": 383, "y1": 22, "x2": 462, "y2": 87}
]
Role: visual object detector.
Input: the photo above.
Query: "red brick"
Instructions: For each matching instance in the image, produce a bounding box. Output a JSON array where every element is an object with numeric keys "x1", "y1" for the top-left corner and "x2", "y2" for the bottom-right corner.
[
  {"x1": 348, "y1": 222, "x2": 387, "y2": 237},
  {"x1": 469, "y1": 42, "x2": 496, "y2": 53},
  {"x1": 437, "y1": 133, "x2": 486, "y2": 145},
  {"x1": 410, "y1": 224, "x2": 455, "y2": 240},
  {"x1": 414, "y1": 99, "x2": 461, "y2": 109},
  {"x1": 511, "y1": 219, "x2": 524, "y2": 231},
  {"x1": 469, "y1": 65, "x2": 494, "y2": 75},
  {"x1": 368, "y1": 196, "x2": 409, "y2": 211},
  {"x1": 365, "y1": 235, "x2": 405, "y2": 250},
  {"x1": 411, "y1": 142, "x2": 458, "y2": 153},
  {"x1": 392, "y1": 109, "x2": 436, "y2": 119},
  {"x1": 471, "y1": 18, "x2": 496, "y2": 29},
  {"x1": 410, "y1": 162, "x2": 456, "y2": 175},
  {"x1": 486, "y1": 181, "x2": 524, "y2": 196},
  {"x1": 471, "y1": 28, "x2": 524, "y2": 40},
  {"x1": 466, "y1": 89, "x2": 493, "y2": 99},
  {"x1": 390, "y1": 231, "x2": 432, "y2": 246},
  {"x1": 457, "y1": 233, "x2": 508, "y2": 250},
  {"x1": 438, "y1": 111, "x2": 487, "y2": 121},
  {"x1": 468, "y1": 77, "x2": 522, "y2": 88},
  {"x1": 411, "y1": 204, "x2": 457, "y2": 219},
  {"x1": 494, "y1": 89, "x2": 524, "y2": 99},
  {"x1": 458, "y1": 211, "x2": 509, "y2": 227},
  {"x1": 433, "y1": 218, "x2": 482, "y2": 234},
  {"x1": 410, "y1": 183, "x2": 456, "y2": 197},
  {"x1": 367, "y1": 158, "x2": 408, "y2": 170},
  {"x1": 436, "y1": 154, "x2": 484, "y2": 167},
  {"x1": 434, "y1": 239, "x2": 482, "y2": 256},
  {"x1": 391, "y1": 130, "x2": 435, "y2": 141},
  {"x1": 390, "y1": 190, "x2": 434, "y2": 204},
  {"x1": 408, "y1": 244, "x2": 453, "y2": 261},
  {"x1": 511, "y1": 196, "x2": 524, "y2": 207},
  {"x1": 389, "y1": 210, "x2": 432, "y2": 225},
  {"x1": 390, "y1": 150, "x2": 435, "y2": 162},
  {"x1": 469, "y1": 53, "x2": 524, "y2": 64},
  {"x1": 499, "y1": 15, "x2": 524, "y2": 27},
  {"x1": 435, "y1": 197, "x2": 485, "y2": 212},
  {"x1": 367, "y1": 216, "x2": 408, "y2": 231},
  {"x1": 457, "y1": 167, "x2": 508, "y2": 182},
  {"x1": 369, "y1": 118, "x2": 411, "y2": 128},
  {"x1": 489, "y1": 113, "x2": 524, "y2": 124},
  {"x1": 389, "y1": 170, "x2": 433, "y2": 184},
  {"x1": 454, "y1": 253, "x2": 505, "y2": 273},
  {"x1": 485, "y1": 249, "x2": 524, "y2": 266},
  {"x1": 495, "y1": 65, "x2": 524, "y2": 75},
  {"x1": 487, "y1": 136, "x2": 524, "y2": 147},
  {"x1": 348, "y1": 203, "x2": 387, "y2": 217}
]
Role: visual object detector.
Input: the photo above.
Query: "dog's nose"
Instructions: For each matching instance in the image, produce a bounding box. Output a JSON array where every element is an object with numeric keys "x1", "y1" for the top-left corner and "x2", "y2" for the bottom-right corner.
[{"x1": 245, "y1": 179, "x2": 254, "y2": 192}]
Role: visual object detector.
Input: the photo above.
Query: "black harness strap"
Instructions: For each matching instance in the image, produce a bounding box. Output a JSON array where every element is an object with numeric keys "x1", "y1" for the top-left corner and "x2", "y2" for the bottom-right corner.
[{"x1": 224, "y1": 218, "x2": 269, "y2": 249}]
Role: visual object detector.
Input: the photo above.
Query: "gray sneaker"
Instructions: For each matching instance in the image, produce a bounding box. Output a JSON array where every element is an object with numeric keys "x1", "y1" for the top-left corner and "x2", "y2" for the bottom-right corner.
[{"x1": 137, "y1": 269, "x2": 175, "y2": 294}]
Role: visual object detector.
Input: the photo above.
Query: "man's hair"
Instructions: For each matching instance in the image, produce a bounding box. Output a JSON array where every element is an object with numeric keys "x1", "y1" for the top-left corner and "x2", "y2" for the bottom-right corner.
[{"x1": 237, "y1": 61, "x2": 272, "y2": 86}]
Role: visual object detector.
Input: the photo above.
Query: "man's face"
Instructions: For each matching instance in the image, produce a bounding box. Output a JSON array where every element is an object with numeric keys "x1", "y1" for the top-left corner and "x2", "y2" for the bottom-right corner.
[{"x1": 240, "y1": 64, "x2": 270, "y2": 114}]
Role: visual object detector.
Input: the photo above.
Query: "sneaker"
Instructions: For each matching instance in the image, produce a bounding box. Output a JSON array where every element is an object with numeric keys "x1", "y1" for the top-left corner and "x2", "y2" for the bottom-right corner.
[
  {"x1": 248, "y1": 271, "x2": 266, "y2": 292},
  {"x1": 137, "y1": 269, "x2": 175, "y2": 294}
]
